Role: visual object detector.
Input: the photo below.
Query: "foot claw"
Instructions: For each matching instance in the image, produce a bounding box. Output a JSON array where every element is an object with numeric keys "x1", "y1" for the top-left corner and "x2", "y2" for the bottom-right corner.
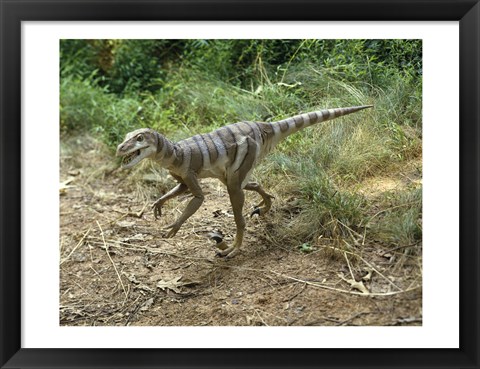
[
  {"x1": 152, "y1": 202, "x2": 163, "y2": 220},
  {"x1": 215, "y1": 243, "x2": 240, "y2": 258},
  {"x1": 216, "y1": 247, "x2": 240, "y2": 259},
  {"x1": 164, "y1": 223, "x2": 179, "y2": 238}
]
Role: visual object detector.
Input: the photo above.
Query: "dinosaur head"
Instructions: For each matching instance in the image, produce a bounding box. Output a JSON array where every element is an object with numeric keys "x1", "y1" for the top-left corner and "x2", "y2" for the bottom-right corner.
[{"x1": 116, "y1": 128, "x2": 159, "y2": 169}]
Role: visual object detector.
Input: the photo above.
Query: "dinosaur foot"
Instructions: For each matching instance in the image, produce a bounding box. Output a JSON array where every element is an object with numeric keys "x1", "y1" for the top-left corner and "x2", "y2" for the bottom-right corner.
[
  {"x1": 215, "y1": 245, "x2": 240, "y2": 259},
  {"x1": 208, "y1": 232, "x2": 239, "y2": 258}
]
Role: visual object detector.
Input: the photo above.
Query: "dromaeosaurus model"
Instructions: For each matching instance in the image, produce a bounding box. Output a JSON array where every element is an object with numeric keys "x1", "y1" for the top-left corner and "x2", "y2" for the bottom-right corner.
[{"x1": 117, "y1": 105, "x2": 373, "y2": 258}]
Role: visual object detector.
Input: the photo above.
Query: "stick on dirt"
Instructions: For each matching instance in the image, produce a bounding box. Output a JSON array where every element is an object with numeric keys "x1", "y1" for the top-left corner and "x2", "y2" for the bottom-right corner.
[{"x1": 96, "y1": 220, "x2": 128, "y2": 299}]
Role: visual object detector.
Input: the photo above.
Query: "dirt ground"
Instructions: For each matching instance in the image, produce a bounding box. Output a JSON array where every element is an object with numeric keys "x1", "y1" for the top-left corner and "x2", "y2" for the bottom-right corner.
[{"x1": 60, "y1": 136, "x2": 422, "y2": 327}]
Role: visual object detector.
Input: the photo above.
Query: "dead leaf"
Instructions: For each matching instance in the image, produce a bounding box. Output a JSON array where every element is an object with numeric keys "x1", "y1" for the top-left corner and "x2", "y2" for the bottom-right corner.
[
  {"x1": 124, "y1": 273, "x2": 155, "y2": 292},
  {"x1": 139, "y1": 298, "x2": 154, "y2": 312},
  {"x1": 156, "y1": 276, "x2": 199, "y2": 294},
  {"x1": 350, "y1": 280, "x2": 369, "y2": 294},
  {"x1": 180, "y1": 277, "x2": 200, "y2": 287},
  {"x1": 338, "y1": 273, "x2": 370, "y2": 294},
  {"x1": 125, "y1": 273, "x2": 139, "y2": 284},
  {"x1": 362, "y1": 269, "x2": 373, "y2": 281},
  {"x1": 157, "y1": 276, "x2": 183, "y2": 293},
  {"x1": 60, "y1": 178, "x2": 75, "y2": 195}
]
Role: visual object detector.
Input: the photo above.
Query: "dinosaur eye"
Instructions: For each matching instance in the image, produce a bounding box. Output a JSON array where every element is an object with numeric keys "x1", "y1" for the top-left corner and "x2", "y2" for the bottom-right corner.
[{"x1": 137, "y1": 135, "x2": 144, "y2": 142}]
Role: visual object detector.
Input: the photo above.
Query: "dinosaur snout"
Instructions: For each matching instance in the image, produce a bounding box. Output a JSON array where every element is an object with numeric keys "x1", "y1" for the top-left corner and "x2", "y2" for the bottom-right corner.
[{"x1": 116, "y1": 143, "x2": 125, "y2": 157}]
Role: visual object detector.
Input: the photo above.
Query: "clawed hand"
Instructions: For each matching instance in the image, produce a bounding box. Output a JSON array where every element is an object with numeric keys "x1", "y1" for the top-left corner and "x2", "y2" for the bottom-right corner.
[{"x1": 152, "y1": 200, "x2": 164, "y2": 219}]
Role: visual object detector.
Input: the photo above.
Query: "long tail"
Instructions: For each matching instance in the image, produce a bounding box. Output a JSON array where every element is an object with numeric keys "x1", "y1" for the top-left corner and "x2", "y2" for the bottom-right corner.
[{"x1": 271, "y1": 105, "x2": 373, "y2": 139}]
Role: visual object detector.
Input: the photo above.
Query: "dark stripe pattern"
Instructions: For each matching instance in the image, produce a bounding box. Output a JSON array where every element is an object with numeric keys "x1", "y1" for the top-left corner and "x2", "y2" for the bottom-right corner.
[{"x1": 169, "y1": 105, "x2": 372, "y2": 174}]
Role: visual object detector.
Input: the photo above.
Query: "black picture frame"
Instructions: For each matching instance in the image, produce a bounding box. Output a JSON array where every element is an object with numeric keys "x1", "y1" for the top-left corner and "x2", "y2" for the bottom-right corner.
[{"x1": 1, "y1": 0, "x2": 479, "y2": 368}]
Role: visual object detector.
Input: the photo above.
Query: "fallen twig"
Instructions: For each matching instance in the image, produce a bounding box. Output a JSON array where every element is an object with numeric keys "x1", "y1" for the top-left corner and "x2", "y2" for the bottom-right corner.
[
  {"x1": 88, "y1": 239, "x2": 212, "y2": 262},
  {"x1": 112, "y1": 202, "x2": 149, "y2": 219},
  {"x1": 96, "y1": 220, "x2": 128, "y2": 299},
  {"x1": 344, "y1": 251, "x2": 356, "y2": 280},
  {"x1": 282, "y1": 283, "x2": 307, "y2": 303},
  {"x1": 337, "y1": 243, "x2": 403, "y2": 291},
  {"x1": 269, "y1": 270, "x2": 419, "y2": 297}
]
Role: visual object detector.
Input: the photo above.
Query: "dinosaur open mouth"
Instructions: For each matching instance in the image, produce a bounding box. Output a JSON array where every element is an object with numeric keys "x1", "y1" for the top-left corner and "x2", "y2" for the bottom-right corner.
[{"x1": 123, "y1": 149, "x2": 141, "y2": 165}]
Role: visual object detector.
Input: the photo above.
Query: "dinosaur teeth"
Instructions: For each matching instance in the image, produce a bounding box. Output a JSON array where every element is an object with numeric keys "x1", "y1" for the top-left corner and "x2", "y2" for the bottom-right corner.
[{"x1": 123, "y1": 150, "x2": 140, "y2": 165}]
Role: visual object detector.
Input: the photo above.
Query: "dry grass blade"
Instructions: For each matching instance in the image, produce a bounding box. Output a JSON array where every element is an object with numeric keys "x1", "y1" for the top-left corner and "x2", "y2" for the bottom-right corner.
[
  {"x1": 253, "y1": 308, "x2": 270, "y2": 326},
  {"x1": 100, "y1": 202, "x2": 149, "y2": 229},
  {"x1": 60, "y1": 226, "x2": 91, "y2": 266},
  {"x1": 341, "y1": 251, "x2": 370, "y2": 294},
  {"x1": 380, "y1": 241, "x2": 422, "y2": 256},
  {"x1": 96, "y1": 220, "x2": 128, "y2": 299},
  {"x1": 88, "y1": 238, "x2": 212, "y2": 262},
  {"x1": 270, "y1": 270, "x2": 419, "y2": 296},
  {"x1": 112, "y1": 202, "x2": 149, "y2": 219},
  {"x1": 344, "y1": 251, "x2": 355, "y2": 280},
  {"x1": 220, "y1": 264, "x2": 418, "y2": 297},
  {"x1": 364, "y1": 201, "x2": 421, "y2": 226},
  {"x1": 338, "y1": 243, "x2": 403, "y2": 291}
]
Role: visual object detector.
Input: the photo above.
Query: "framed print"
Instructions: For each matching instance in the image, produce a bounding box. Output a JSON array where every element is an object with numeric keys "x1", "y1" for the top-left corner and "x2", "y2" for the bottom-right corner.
[{"x1": 1, "y1": 0, "x2": 479, "y2": 368}]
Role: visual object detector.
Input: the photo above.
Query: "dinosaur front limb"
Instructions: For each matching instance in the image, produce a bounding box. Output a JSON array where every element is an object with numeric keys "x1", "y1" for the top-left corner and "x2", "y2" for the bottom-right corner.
[
  {"x1": 152, "y1": 182, "x2": 188, "y2": 219},
  {"x1": 163, "y1": 174, "x2": 204, "y2": 238}
]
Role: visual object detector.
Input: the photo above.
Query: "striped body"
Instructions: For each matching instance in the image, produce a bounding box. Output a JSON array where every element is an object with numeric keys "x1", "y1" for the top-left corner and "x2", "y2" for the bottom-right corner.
[
  {"x1": 171, "y1": 121, "x2": 267, "y2": 187},
  {"x1": 117, "y1": 105, "x2": 372, "y2": 258},
  {"x1": 158, "y1": 106, "x2": 371, "y2": 187}
]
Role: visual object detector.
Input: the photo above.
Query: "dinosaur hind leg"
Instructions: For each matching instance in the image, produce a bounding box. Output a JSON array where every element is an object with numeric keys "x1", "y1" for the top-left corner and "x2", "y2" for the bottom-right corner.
[
  {"x1": 244, "y1": 181, "x2": 275, "y2": 216},
  {"x1": 216, "y1": 184, "x2": 246, "y2": 258}
]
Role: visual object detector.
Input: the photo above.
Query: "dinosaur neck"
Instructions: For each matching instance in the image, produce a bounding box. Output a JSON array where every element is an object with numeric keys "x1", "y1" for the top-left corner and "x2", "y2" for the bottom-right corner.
[{"x1": 155, "y1": 132, "x2": 178, "y2": 169}]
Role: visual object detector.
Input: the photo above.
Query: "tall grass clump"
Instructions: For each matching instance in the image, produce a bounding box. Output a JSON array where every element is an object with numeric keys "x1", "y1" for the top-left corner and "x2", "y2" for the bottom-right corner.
[
  {"x1": 368, "y1": 187, "x2": 422, "y2": 250},
  {"x1": 276, "y1": 160, "x2": 367, "y2": 242}
]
